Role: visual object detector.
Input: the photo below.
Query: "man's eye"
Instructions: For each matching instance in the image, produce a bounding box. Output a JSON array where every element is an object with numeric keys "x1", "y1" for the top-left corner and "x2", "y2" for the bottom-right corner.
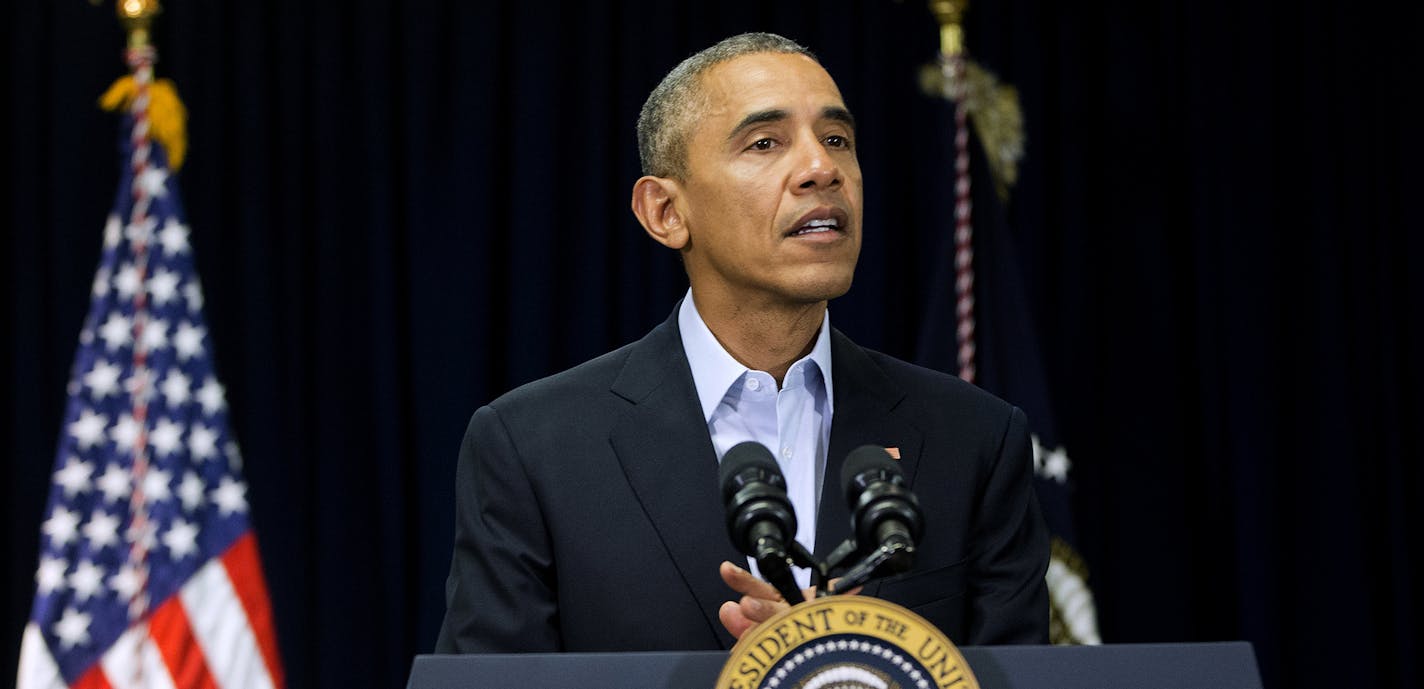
[
  {"x1": 825, "y1": 135, "x2": 852, "y2": 149},
  {"x1": 749, "y1": 138, "x2": 776, "y2": 151}
]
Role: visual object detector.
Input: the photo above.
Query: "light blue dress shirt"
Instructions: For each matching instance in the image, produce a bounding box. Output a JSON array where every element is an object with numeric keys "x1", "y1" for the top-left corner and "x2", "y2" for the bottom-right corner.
[{"x1": 677, "y1": 290, "x2": 835, "y2": 590}]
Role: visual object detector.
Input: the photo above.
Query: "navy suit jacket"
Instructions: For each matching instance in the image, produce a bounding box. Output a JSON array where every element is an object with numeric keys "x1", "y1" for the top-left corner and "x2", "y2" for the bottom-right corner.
[{"x1": 435, "y1": 305, "x2": 1049, "y2": 652}]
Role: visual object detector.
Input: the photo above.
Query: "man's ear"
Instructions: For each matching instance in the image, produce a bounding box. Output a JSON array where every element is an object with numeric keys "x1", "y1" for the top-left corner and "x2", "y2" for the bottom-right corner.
[{"x1": 631, "y1": 176, "x2": 689, "y2": 250}]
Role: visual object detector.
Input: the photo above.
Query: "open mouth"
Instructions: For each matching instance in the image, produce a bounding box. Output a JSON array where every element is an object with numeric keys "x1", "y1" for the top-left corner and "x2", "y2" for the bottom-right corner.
[
  {"x1": 789, "y1": 218, "x2": 841, "y2": 236},
  {"x1": 785, "y1": 208, "x2": 849, "y2": 238}
]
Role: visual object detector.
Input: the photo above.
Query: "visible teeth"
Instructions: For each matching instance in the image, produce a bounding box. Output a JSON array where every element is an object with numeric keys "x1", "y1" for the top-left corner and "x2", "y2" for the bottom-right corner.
[
  {"x1": 788, "y1": 216, "x2": 841, "y2": 236},
  {"x1": 791, "y1": 218, "x2": 839, "y2": 235}
]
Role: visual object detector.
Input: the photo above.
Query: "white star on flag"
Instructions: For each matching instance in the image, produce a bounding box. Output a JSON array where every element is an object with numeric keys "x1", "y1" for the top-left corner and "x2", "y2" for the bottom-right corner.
[
  {"x1": 102, "y1": 215, "x2": 122, "y2": 249},
  {"x1": 113, "y1": 263, "x2": 143, "y2": 300},
  {"x1": 68, "y1": 410, "x2": 109, "y2": 451},
  {"x1": 35, "y1": 558, "x2": 68, "y2": 596},
  {"x1": 108, "y1": 564, "x2": 142, "y2": 601},
  {"x1": 141, "y1": 468, "x2": 172, "y2": 503},
  {"x1": 147, "y1": 267, "x2": 181, "y2": 305},
  {"x1": 1029, "y1": 434, "x2": 1072, "y2": 483},
  {"x1": 173, "y1": 321, "x2": 205, "y2": 360},
  {"x1": 159, "y1": 369, "x2": 191, "y2": 405},
  {"x1": 108, "y1": 414, "x2": 142, "y2": 451},
  {"x1": 189, "y1": 423, "x2": 218, "y2": 461},
  {"x1": 158, "y1": 218, "x2": 190, "y2": 255},
  {"x1": 94, "y1": 463, "x2": 131, "y2": 503},
  {"x1": 178, "y1": 472, "x2": 206, "y2": 511},
  {"x1": 135, "y1": 167, "x2": 168, "y2": 198},
  {"x1": 82, "y1": 360, "x2": 123, "y2": 399},
  {"x1": 53, "y1": 609, "x2": 92, "y2": 649},
  {"x1": 149, "y1": 418, "x2": 184, "y2": 457},
  {"x1": 81, "y1": 511, "x2": 121, "y2": 550},
  {"x1": 139, "y1": 317, "x2": 170, "y2": 352},
  {"x1": 68, "y1": 562, "x2": 106, "y2": 603},
  {"x1": 91, "y1": 267, "x2": 111, "y2": 299},
  {"x1": 53, "y1": 458, "x2": 93, "y2": 498},
  {"x1": 97, "y1": 313, "x2": 131, "y2": 351},
  {"x1": 196, "y1": 378, "x2": 226, "y2": 415},
  {"x1": 42, "y1": 509, "x2": 81, "y2": 547},
  {"x1": 1042, "y1": 446, "x2": 1071, "y2": 484},
  {"x1": 162, "y1": 519, "x2": 200, "y2": 559},
  {"x1": 123, "y1": 216, "x2": 156, "y2": 245},
  {"x1": 212, "y1": 477, "x2": 248, "y2": 516}
]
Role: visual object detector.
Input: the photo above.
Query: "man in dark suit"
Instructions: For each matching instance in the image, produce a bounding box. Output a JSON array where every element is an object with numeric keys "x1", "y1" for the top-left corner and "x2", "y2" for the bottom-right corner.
[{"x1": 435, "y1": 32, "x2": 1048, "y2": 653}]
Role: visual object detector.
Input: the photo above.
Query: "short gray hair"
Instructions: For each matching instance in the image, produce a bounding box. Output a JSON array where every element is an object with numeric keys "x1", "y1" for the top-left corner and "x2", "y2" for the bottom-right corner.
[{"x1": 636, "y1": 32, "x2": 818, "y2": 179}]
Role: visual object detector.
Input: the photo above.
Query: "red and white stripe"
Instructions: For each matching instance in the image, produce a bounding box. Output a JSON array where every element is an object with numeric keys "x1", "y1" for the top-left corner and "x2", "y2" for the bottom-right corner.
[
  {"x1": 16, "y1": 534, "x2": 285, "y2": 689},
  {"x1": 121, "y1": 44, "x2": 159, "y2": 625},
  {"x1": 951, "y1": 91, "x2": 977, "y2": 384}
]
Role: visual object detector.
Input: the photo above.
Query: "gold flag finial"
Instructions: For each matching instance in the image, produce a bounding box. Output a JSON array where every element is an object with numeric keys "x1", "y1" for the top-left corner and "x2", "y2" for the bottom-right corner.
[
  {"x1": 928, "y1": 0, "x2": 968, "y2": 58},
  {"x1": 116, "y1": 0, "x2": 161, "y2": 50}
]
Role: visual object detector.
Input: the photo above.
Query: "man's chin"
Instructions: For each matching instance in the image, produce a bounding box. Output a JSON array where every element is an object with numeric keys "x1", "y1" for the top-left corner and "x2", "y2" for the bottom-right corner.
[{"x1": 784, "y1": 272, "x2": 855, "y2": 304}]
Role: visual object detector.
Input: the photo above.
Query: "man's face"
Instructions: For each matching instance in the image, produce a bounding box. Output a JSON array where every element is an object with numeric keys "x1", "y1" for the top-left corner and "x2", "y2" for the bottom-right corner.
[{"x1": 675, "y1": 52, "x2": 863, "y2": 310}]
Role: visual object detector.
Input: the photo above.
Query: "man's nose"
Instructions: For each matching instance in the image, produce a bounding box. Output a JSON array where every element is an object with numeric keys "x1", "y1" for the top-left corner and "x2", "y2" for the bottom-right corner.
[{"x1": 791, "y1": 140, "x2": 841, "y2": 192}]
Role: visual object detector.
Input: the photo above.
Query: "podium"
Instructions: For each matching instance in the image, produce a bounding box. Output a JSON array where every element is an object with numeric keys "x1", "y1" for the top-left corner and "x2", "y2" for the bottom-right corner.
[{"x1": 408, "y1": 642, "x2": 1263, "y2": 689}]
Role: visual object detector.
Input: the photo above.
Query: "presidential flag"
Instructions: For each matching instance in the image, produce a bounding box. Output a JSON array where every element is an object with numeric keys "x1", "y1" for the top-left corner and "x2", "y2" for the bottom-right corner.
[
  {"x1": 16, "y1": 45, "x2": 285, "y2": 689},
  {"x1": 917, "y1": 46, "x2": 1102, "y2": 644}
]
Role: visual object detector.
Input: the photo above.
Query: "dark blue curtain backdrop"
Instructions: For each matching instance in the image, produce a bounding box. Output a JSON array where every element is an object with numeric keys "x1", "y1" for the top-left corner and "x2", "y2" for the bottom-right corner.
[{"x1": 5, "y1": 2, "x2": 1420, "y2": 688}]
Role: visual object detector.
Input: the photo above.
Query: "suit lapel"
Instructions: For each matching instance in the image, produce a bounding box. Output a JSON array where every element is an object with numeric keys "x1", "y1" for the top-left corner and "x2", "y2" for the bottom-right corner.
[
  {"x1": 608, "y1": 307, "x2": 742, "y2": 648},
  {"x1": 816, "y1": 329, "x2": 924, "y2": 592}
]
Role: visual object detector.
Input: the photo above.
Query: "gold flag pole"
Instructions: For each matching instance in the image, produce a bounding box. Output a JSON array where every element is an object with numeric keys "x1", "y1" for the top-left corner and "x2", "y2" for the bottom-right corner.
[{"x1": 929, "y1": 0, "x2": 967, "y2": 60}]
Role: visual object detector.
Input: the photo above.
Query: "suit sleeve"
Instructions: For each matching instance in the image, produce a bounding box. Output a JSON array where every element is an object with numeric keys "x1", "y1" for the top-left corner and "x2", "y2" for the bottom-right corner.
[
  {"x1": 967, "y1": 405, "x2": 1051, "y2": 644},
  {"x1": 435, "y1": 404, "x2": 561, "y2": 652}
]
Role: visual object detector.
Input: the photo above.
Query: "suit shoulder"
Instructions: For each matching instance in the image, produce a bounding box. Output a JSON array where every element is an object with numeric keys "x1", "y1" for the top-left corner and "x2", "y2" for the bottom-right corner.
[{"x1": 487, "y1": 341, "x2": 636, "y2": 415}]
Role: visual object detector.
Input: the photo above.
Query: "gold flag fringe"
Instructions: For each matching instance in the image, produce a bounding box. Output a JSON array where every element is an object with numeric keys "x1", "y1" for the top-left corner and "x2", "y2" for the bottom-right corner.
[
  {"x1": 919, "y1": 60, "x2": 1024, "y2": 202},
  {"x1": 99, "y1": 75, "x2": 188, "y2": 172}
]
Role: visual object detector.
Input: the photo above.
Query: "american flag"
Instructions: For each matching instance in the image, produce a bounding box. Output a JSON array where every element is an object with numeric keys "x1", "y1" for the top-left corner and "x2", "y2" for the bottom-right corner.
[{"x1": 16, "y1": 48, "x2": 285, "y2": 689}]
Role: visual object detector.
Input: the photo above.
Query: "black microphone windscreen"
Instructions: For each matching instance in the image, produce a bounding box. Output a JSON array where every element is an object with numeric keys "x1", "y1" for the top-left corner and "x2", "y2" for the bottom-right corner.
[
  {"x1": 719, "y1": 441, "x2": 781, "y2": 495},
  {"x1": 840, "y1": 445, "x2": 901, "y2": 499}
]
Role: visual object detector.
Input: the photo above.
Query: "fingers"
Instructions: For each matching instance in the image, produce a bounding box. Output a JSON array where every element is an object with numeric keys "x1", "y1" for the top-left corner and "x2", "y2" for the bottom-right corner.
[
  {"x1": 717, "y1": 562, "x2": 866, "y2": 641},
  {"x1": 720, "y1": 592, "x2": 792, "y2": 639},
  {"x1": 719, "y1": 561, "x2": 793, "y2": 640},
  {"x1": 825, "y1": 577, "x2": 864, "y2": 597},
  {"x1": 719, "y1": 561, "x2": 782, "y2": 600},
  {"x1": 719, "y1": 600, "x2": 758, "y2": 640},
  {"x1": 722, "y1": 561, "x2": 792, "y2": 620}
]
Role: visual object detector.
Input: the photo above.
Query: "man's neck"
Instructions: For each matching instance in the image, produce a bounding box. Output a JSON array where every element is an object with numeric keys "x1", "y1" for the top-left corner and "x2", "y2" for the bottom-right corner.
[{"x1": 690, "y1": 288, "x2": 826, "y2": 386}]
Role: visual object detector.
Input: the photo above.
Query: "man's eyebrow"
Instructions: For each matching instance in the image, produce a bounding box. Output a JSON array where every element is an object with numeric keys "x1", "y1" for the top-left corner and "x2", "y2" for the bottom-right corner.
[
  {"x1": 823, "y1": 106, "x2": 856, "y2": 130},
  {"x1": 726, "y1": 106, "x2": 858, "y2": 142},
  {"x1": 727, "y1": 109, "x2": 789, "y2": 142}
]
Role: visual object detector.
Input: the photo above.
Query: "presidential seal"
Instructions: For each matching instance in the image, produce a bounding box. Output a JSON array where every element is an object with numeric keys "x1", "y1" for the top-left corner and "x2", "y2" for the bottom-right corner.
[{"x1": 715, "y1": 596, "x2": 979, "y2": 689}]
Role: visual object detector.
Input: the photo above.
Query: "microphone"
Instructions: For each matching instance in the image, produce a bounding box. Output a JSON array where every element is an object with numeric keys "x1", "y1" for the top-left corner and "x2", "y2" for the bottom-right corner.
[
  {"x1": 718, "y1": 441, "x2": 805, "y2": 605},
  {"x1": 841, "y1": 445, "x2": 924, "y2": 576}
]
